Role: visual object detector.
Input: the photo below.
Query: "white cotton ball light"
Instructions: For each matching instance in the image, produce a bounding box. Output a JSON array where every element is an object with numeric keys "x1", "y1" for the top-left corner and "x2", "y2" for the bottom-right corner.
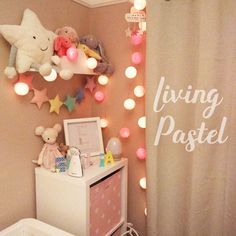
[
  {"x1": 43, "y1": 68, "x2": 57, "y2": 82},
  {"x1": 124, "y1": 99, "x2": 136, "y2": 110},
  {"x1": 125, "y1": 66, "x2": 137, "y2": 79},
  {"x1": 14, "y1": 82, "x2": 29, "y2": 96},
  {"x1": 138, "y1": 116, "x2": 146, "y2": 128},
  {"x1": 98, "y1": 75, "x2": 109, "y2": 85},
  {"x1": 134, "y1": 85, "x2": 145, "y2": 97},
  {"x1": 100, "y1": 118, "x2": 109, "y2": 128},
  {"x1": 144, "y1": 208, "x2": 147, "y2": 216},
  {"x1": 134, "y1": 0, "x2": 146, "y2": 10},
  {"x1": 86, "y1": 58, "x2": 97, "y2": 69},
  {"x1": 139, "y1": 177, "x2": 146, "y2": 189}
]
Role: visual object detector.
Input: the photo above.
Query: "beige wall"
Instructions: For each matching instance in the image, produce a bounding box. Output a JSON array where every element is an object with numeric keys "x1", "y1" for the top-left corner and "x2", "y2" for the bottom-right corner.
[{"x1": 0, "y1": 1, "x2": 146, "y2": 235}]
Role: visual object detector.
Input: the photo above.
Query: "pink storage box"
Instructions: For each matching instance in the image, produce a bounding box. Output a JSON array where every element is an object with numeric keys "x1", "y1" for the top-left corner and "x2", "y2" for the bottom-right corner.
[{"x1": 90, "y1": 171, "x2": 121, "y2": 236}]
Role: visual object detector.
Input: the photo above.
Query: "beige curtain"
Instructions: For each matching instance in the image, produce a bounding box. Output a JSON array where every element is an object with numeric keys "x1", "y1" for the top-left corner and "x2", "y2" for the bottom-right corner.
[{"x1": 146, "y1": 0, "x2": 236, "y2": 235}]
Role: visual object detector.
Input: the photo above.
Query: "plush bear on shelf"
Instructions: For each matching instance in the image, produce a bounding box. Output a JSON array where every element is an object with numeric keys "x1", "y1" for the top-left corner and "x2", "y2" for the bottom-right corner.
[
  {"x1": 80, "y1": 34, "x2": 114, "y2": 75},
  {"x1": 55, "y1": 26, "x2": 79, "y2": 48},
  {"x1": 35, "y1": 124, "x2": 63, "y2": 172}
]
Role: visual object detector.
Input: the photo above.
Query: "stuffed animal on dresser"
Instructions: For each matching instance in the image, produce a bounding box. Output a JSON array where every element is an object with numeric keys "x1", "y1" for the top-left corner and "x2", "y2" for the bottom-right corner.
[{"x1": 35, "y1": 124, "x2": 63, "y2": 172}]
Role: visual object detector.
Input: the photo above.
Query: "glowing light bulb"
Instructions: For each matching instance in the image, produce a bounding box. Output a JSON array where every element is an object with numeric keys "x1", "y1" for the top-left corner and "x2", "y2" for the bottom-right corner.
[
  {"x1": 66, "y1": 47, "x2": 78, "y2": 61},
  {"x1": 124, "y1": 99, "x2": 136, "y2": 110},
  {"x1": 139, "y1": 177, "x2": 146, "y2": 189},
  {"x1": 139, "y1": 22, "x2": 146, "y2": 31},
  {"x1": 144, "y1": 208, "x2": 147, "y2": 216},
  {"x1": 131, "y1": 52, "x2": 142, "y2": 64},
  {"x1": 98, "y1": 75, "x2": 109, "y2": 85},
  {"x1": 131, "y1": 33, "x2": 143, "y2": 45},
  {"x1": 100, "y1": 118, "x2": 109, "y2": 128},
  {"x1": 43, "y1": 68, "x2": 57, "y2": 82},
  {"x1": 119, "y1": 127, "x2": 130, "y2": 138},
  {"x1": 134, "y1": 0, "x2": 146, "y2": 10},
  {"x1": 136, "y1": 147, "x2": 146, "y2": 160},
  {"x1": 125, "y1": 66, "x2": 137, "y2": 79},
  {"x1": 86, "y1": 58, "x2": 97, "y2": 69},
  {"x1": 94, "y1": 91, "x2": 105, "y2": 102},
  {"x1": 134, "y1": 85, "x2": 145, "y2": 97},
  {"x1": 138, "y1": 116, "x2": 146, "y2": 128},
  {"x1": 14, "y1": 82, "x2": 29, "y2": 96}
]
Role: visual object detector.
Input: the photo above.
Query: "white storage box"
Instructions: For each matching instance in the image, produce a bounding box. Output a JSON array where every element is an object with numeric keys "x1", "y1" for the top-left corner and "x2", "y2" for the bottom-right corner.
[{"x1": 0, "y1": 218, "x2": 74, "y2": 236}]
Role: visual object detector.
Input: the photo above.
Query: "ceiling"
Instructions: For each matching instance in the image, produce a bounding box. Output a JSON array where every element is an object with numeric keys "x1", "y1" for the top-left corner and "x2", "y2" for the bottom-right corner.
[{"x1": 72, "y1": 0, "x2": 129, "y2": 8}]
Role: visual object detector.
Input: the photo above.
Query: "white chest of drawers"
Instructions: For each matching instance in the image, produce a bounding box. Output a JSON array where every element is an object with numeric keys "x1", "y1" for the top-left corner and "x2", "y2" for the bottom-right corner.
[{"x1": 35, "y1": 159, "x2": 128, "y2": 236}]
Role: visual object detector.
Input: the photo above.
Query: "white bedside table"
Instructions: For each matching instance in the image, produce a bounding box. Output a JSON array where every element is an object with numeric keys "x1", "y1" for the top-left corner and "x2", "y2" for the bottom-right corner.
[{"x1": 35, "y1": 158, "x2": 128, "y2": 236}]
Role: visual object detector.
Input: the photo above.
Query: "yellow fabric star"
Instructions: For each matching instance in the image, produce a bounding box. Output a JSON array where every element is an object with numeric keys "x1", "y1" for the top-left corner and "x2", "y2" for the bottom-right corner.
[{"x1": 49, "y1": 95, "x2": 63, "y2": 114}]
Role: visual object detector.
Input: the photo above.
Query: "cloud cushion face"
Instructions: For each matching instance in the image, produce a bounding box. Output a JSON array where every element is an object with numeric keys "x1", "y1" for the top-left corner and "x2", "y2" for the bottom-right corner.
[{"x1": 0, "y1": 9, "x2": 55, "y2": 73}]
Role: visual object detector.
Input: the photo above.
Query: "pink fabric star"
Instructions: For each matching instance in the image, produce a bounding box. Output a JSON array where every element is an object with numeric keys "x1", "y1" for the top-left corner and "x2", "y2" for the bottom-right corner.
[
  {"x1": 30, "y1": 88, "x2": 49, "y2": 109},
  {"x1": 85, "y1": 76, "x2": 96, "y2": 94}
]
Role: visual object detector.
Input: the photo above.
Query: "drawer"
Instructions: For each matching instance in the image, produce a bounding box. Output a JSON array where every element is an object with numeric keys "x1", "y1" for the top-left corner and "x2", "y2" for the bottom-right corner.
[{"x1": 90, "y1": 170, "x2": 121, "y2": 236}]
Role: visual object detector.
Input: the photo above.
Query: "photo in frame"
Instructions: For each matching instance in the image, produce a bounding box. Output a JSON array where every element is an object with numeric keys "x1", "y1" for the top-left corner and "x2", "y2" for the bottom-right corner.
[{"x1": 63, "y1": 117, "x2": 104, "y2": 157}]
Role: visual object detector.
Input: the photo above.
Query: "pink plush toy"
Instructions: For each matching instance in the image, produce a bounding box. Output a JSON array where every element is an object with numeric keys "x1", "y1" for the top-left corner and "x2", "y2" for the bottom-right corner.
[
  {"x1": 54, "y1": 36, "x2": 72, "y2": 57},
  {"x1": 35, "y1": 124, "x2": 63, "y2": 172},
  {"x1": 55, "y1": 26, "x2": 79, "y2": 47}
]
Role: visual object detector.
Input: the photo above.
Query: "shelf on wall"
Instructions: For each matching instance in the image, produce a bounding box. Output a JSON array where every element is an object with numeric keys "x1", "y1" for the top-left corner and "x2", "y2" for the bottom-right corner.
[{"x1": 56, "y1": 49, "x2": 96, "y2": 75}]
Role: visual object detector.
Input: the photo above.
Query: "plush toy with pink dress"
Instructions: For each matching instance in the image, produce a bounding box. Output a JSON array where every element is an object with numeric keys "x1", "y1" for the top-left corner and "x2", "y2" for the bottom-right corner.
[{"x1": 35, "y1": 124, "x2": 63, "y2": 172}]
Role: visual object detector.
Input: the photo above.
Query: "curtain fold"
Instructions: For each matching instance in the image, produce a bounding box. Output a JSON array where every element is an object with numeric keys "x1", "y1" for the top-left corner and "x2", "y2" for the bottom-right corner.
[{"x1": 146, "y1": 0, "x2": 236, "y2": 235}]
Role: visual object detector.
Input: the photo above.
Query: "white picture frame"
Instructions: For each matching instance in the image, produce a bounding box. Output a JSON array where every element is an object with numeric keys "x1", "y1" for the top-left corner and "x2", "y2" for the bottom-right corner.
[{"x1": 63, "y1": 117, "x2": 104, "y2": 157}]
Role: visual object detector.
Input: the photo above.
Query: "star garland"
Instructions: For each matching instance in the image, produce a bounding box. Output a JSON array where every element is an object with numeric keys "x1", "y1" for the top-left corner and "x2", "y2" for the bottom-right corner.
[{"x1": 19, "y1": 74, "x2": 96, "y2": 114}]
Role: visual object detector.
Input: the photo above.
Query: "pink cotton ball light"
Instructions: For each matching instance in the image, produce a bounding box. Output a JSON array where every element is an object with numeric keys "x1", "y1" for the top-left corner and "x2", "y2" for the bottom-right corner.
[
  {"x1": 136, "y1": 147, "x2": 146, "y2": 160},
  {"x1": 66, "y1": 47, "x2": 78, "y2": 61},
  {"x1": 94, "y1": 91, "x2": 105, "y2": 102},
  {"x1": 131, "y1": 52, "x2": 142, "y2": 64},
  {"x1": 131, "y1": 34, "x2": 143, "y2": 46},
  {"x1": 119, "y1": 128, "x2": 130, "y2": 138}
]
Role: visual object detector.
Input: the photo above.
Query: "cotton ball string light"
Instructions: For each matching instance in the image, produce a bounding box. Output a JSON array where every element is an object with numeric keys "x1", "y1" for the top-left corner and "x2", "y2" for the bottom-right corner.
[
  {"x1": 66, "y1": 47, "x2": 78, "y2": 61},
  {"x1": 119, "y1": 127, "x2": 130, "y2": 138},
  {"x1": 86, "y1": 57, "x2": 97, "y2": 69},
  {"x1": 14, "y1": 82, "x2": 29, "y2": 96},
  {"x1": 131, "y1": 33, "x2": 143, "y2": 46},
  {"x1": 134, "y1": 85, "x2": 145, "y2": 97},
  {"x1": 124, "y1": 98, "x2": 136, "y2": 110},
  {"x1": 136, "y1": 147, "x2": 146, "y2": 160},
  {"x1": 144, "y1": 208, "x2": 147, "y2": 216},
  {"x1": 94, "y1": 91, "x2": 105, "y2": 102},
  {"x1": 100, "y1": 118, "x2": 109, "y2": 128},
  {"x1": 138, "y1": 116, "x2": 146, "y2": 128},
  {"x1": 131, "y1": 52, "x2": 142, "y2": 65},
  {"x1": 134, "y1": 0, "x2": 146, "y2": 10},
  {"x1": 139, "y1": 177, "x2": 147, "y2": 189},
  {"x1": 125, "y1": 66, "x2": 137, "y2": 79},
  {"x1": 43, "y1": 68, "x2": 57, "y2": 82},
  {"x1": 98, "y1": 75, "x2": 109, "y2": 85}
]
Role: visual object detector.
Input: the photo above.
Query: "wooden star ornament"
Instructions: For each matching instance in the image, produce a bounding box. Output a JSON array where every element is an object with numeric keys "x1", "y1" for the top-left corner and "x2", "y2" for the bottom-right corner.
[{"x1": 49, "y1": 95, "x2": 63, "y2": 114}]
